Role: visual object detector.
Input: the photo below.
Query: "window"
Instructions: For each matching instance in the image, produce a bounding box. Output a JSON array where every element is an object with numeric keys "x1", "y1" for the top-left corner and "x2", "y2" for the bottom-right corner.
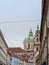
[
  {"x1": 36, "y1": 47, "x2": 38, "y2": 51},
  {"x1": 28, "y1": 44, "x2": 30, "y2": 49},
  {"x1": 36, "y1": 34, "x2": 38, "y2": 36},
  {"x1": 37, "y1": 38, "x2": 38, "y2": 42}
]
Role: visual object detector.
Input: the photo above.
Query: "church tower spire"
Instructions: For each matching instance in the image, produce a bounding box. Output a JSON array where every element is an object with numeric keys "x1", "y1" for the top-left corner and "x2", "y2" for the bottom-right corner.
[
  {"x1": 29, "y1": 28, "x2": 33, "y2": 36},
  {"x1": 37, "y1": 24, "x2": 39, "y2": 30},
  {"x1": 35, "y1": 25, "x2": 40, "y2": 34}
]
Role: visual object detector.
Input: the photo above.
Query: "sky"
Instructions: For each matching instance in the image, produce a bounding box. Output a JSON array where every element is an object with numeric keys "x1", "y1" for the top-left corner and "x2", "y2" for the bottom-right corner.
[{"x1": 0, "y1": 0, "x2": 42, "y2": 48}]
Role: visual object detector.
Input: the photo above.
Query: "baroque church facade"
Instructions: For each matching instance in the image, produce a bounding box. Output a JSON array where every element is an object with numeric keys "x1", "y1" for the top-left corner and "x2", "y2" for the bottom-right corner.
[{"x1": 23, "y1": 25, "x2": 40, "y2": 56}]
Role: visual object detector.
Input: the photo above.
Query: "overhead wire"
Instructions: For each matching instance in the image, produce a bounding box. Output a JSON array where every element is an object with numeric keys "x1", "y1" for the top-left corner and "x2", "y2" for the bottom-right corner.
[
  {"x1": 0, "y1": 19, "x2": 40, "y2": 47},
  {"x1": 0, "y1": 20, "x2": 40, "y2": 24},
  {"x1": 2, "y1": 32, "x2": 16, "y2": 47}
]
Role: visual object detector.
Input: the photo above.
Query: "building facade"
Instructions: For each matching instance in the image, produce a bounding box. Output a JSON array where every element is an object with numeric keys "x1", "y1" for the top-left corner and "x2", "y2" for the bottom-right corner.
[
  {"x1": 24, "y1": 26, "x2": 40, "y2": 53},
  {"x1": 24, "y1": 29, "x2": 35, "y2": 51},
  {"x1": 0, "y1": 30, "x2": 11, "y2": 65},
  {"x1": 24, "y1": 26, "x2": 40, "y2": 52},
  {"x1": 40, "y1": 0, "x2": 49, "y2": 65},
  {"x1": 23, "y1": 26, "x2": 40, "y2": 65},
  {"x1": 7, "y1": 53, "x2": 11, "y2": 65},
  {"x1": 34, "y1": 25, "x2": 40, "y2": 55},
  {"x1": 0, "y1": 30, "x2": 8, "y2": 65}
]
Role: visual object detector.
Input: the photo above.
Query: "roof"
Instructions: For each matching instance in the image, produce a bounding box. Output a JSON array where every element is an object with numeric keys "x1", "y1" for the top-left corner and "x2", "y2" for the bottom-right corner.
[
  {"x1": 24, "y1": 29, "x2": 35, "y2": 41},
  {"x1": 24, "y1": 36, "x2": 35, "y2": 41},
  {"x1": 8, "y1": 47, "x2": 26, "y2": 53},
  {"x1": 8, "y1": 47, "x2": 34, "y2": 62}
]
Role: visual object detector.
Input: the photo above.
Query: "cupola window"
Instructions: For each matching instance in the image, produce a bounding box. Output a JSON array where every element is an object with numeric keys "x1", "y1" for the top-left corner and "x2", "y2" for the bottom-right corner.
[{"x1": 28, "y1": 44, "x2": 30, "y2": 49}]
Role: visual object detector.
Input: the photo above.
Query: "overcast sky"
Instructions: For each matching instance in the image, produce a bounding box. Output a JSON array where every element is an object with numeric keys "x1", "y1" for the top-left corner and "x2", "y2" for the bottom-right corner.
[{"x1": 0, "y1": 0, "x2": 42, "y2": 48}]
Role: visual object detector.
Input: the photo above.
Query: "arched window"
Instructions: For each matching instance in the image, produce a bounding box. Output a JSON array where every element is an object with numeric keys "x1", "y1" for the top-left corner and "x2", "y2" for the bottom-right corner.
[
  {"x1": 36, "y1": 47, "x2": 38, "y2": 51},
  {"x1": 37, "y1": 38, "x2": 38, "y2": 42},
  {"x1": 28, "y1": 44, "x2": 30, "y2": 49},
  {"x1": 36, "y1": 34, "x2": 38, "y2": 36}
]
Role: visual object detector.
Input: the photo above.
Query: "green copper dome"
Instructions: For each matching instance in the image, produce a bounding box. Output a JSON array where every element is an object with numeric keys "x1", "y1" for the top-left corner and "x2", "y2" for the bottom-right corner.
[
  {"x1": 24, "y1": 29, "x2": 35, "y2": 41},
  {"x1": 24, "y1": 36, "x2": 35, "y2": 41}
]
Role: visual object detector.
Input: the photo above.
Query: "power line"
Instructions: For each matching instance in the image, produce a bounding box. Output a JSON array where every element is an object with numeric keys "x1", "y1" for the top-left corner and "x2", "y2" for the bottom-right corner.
[
  {"x1": 2, "y1": 32, "x2": 16, "y2": 47},
  {"x1": 0, "y1": 20, "x2": 40, "y2": 24}
]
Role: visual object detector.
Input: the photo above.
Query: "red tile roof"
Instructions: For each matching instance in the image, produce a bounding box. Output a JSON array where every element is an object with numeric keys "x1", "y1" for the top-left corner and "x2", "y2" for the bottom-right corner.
[
  {"x1": 8, "y1": 47, "x2": 33, "y2": 62},
  {"x1": 19, "y1": 54, "x2": 29, "y2": 62},
  {"x1": 8, "y1": 47, "x2": 27, "y2": 57},
  {"x1": 8, "y1": 47, "x2": 26, "y2": 53}
]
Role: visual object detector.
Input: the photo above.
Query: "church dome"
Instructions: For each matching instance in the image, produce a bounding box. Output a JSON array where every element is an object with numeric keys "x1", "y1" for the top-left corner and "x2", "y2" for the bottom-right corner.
[
  {"x1": 24, "y1": 29, "x2": 35, "y2": 41},
  {"x1": 24, "y1": 36, "x2": 35, "y2": 41}
]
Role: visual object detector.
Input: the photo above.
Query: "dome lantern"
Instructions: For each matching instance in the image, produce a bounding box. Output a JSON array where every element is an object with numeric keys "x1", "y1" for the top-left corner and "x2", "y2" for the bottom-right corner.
[
  {"x1": 29, "y1": 28, "x2": 33, "y2": 36},
  {"x1": 24, "y1": 29, "x2": 35, "y2": 41}
]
